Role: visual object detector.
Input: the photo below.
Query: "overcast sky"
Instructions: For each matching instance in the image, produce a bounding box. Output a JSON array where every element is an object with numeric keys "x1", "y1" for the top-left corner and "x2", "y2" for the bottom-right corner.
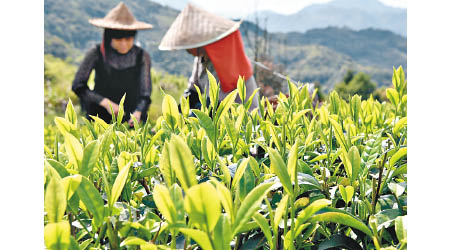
[{"x1": 152, "y1": 0, "x2": 407, "y2": 18}]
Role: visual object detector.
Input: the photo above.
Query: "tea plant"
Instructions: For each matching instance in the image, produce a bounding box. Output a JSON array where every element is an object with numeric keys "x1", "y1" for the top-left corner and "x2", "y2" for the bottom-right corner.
[{"x1": 44, "y1": 66, "x2": 407, "y2": 250}]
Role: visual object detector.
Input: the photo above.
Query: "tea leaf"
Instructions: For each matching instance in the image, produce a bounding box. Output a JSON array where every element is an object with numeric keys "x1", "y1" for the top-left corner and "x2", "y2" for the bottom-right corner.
[
  {"x1": 386, "y1": 88, "x2": 399, "y2": 107},
  {"x1": 268, "y1": 147, "x2": 293, "y2": 196},
  {"x1": 130, "y1": 114, "x2": 140, "y2": 130},
  {"x1": 231, "y1": 158, "x2": 250, "y2": 191},
  {"x1": 162, "y1": 94, "x2": 179, "y2": 130},
  {"x1": 339, "y1": 150, "x2": 352, "y2": 181},
  {"x1": 120, "y1": 236, "x2": 147, "y2": 246},
  {"x1": 212, "y1": 214, "x2": 233, "y2": 250},
  {"x1": 329, "y1": 91, "x2": 341, "y2": 115},
  {"x1": 215, "y1": 89, "x2": 238, "y2": 123},
  {"x1": 179, "y1": 228, "x2": 213, "y2": 250},
  {"x1": 46, "y1": 159, "x2": 69, "y2": 178},
  {"x1": 180, "y1": 95, "x2": 190, "y2": 118},
  {"x1": 287, "y1": 140, "x2": 299, "y2": 182},
  {"x1": 69, "y1": 236, "x2": 81, "y2": 250},
  {"x1": 61, "y1": 175, "x2": 82, "y2": 201},
  {"x1": 140, "y1": 243, "x2": 158, "y2": 250},
  {"x1": 207, "y1": 69, "x2": 219, "y2": 110},
  {"x1": 317, "y1": 234, "x2": 363, "y2": 250},
  {"x1": 237, "y1": 75, "x2": 246, "y2": 103},
  {"x1": 390, "y1": 147, "x2": 407, "y2": 168},
  {"x1": 375, "y1": 209, "x2": 402, "y2": 230},
  {"x1": 223, "y1": 115, "x2": 238, "y2": 146},
  {"x1": 274, "y1": 194, "x2": 289, "y2": 228},
  {"x1": 55, "y1": 117, "x2": 76, "y2": 136},
  {"x1": 90, "y1": 115, "x2": 109, "y2": 131},
  {"x1": 168, "y1": 134, "x2": 197, "y2": 190},
  {"x1": 212, "y1": 180, "x2": 234, "y2": 223},
  {"x1": 330, "y1": 118, "x2": 348, "y2": 151},
  {"x1": 252, "y1": 213, "x2": 273, "y2": 249},
  {"x1": 44, "y1": 221, "x2": 71, "y2": 250},
  {"x1": 117, "y1": 93, "x2": 126, "y2": 124},
  {"x1": 244, "y1": 87, "x2": 260, "y2": 110},
  {"x1": 76, "y1": 176, "x2": 105, "y2": 228},
  {"x1": 110, "y1": 161, "x2": 132, "y2": 207},
  {"x1": 153, "y1": 184, "x2": 177, "y2": 223},
  {"x1": 238, "y1": 166, "x2": 255, "y2": 201},
  {"x1": 193, "y1": 110, "x2": 216, "y2": 144},
  {"x1": 339, "y1": 185, "x2": 354, "y2": 205},
  {"x1": 388, "y1": 183, "x2": 406, "y2": 197},
  {"x1": 348, "y1": 146, "x2": 361, "y2": 183},
  {"x1": 65, "y1": 99, "x2": 77, "y2": 127},
  {"x1": 80, "y1": 140, "x2": 99, "y2": 176},
  {"x1": 292, "y1": 109, "x2": 311, "y2": 124},
  {"x1": 159, "y1": 143, "x2": 176, "y2": 186},
  {"x1": 117, "y1": 151, "x2": 133, "y2": 172},
  {"x1": 309, "y1": 207, "x2": 373, "y2": 237},
  {"x1": 392, "y1": 164, "x2": 407, "y2": 178},
  {"x1": 63, "y1": 132, "x2": 83, "y2": 170},
  {"x1": 395, "y1": 216, "x2": 407, "y2": 243},
  {"x1": 294, "y1": 199, "x2": 331, "y2": 233},
  {"x1": 233, "y1": 182, "x2": 273, "y2": 235},
  {"x1": 184, "y1": 182, "x2": 221, "y2": 232},
  {"x1": 393, "y1": 117, "x2": 407, "y2": 137},
  {"x1": 45, "y1": 175, "x2": 67, "y2": 223},
  {"x1": 350, "y1": 95, "x2": 361, "y2": 124}
]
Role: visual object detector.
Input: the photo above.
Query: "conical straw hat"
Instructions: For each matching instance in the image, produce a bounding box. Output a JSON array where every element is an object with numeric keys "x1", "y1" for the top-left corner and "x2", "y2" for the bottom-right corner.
[
  {"x1": 159, "y1": 3, "x2": 242, "y2": 50},
  {"x1": 89, "y1": 2, "x2": 153, "y2": 30}
]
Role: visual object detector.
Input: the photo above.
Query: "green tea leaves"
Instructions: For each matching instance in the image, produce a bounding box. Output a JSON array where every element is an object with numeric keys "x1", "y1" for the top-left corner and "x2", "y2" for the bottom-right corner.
[
  {"x1": 267, "y1": 148, "x2": 293, "y2": 196},
  {"x1": 310, "y1": 207, "x2": 373, "y2": 237},
  {"x1": 76, "y1": 176, "x2": 105, "y2": 228},
  {"x1": 193, "y1": 110, "x2": 216, "y2": 145},
  {"x1": 63, "y1": 132, "x2": 83, "y2": 170},
  {"x1": 162, "y1": 94, "x2": 179, "y2": 130},
  {"x1": 184, "y1": 182, "x2": 221, "y2": 232},
  {"x1": 167, "y1": 134, "x2": 197, "y2": 191},
  {"x1": 65, "y1": 99, "x2": 77, "y2": 127},
  {"x1": 44, "y1": 221, "x2": 71, "y2": 250},
  {"x1": 153, "y1": 184, "x2": 177, "y2": 224},
  {"x1": 79, "y1": 140, "x2": 99, "y2": 176},
  {"x1": 233, "y1": 182, "x2": 273, "y2": 235},
  {"x1": 45, "y1": 175, "x2": 67, "y2": 223},
  {"x1": 110, "y1": 161, "x2": 132, "y2": 207},
  {"x1": 339, "y1": 185, "x2": 354, "y2": 205}
]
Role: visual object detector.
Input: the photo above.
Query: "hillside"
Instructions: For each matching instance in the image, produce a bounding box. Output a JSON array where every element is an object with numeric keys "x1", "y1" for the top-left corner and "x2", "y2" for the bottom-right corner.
[
  {"x1": 250, "y1": 0, "x2": 407, "y2": 37},
  {"x1": 239, "y1": 22, "x2": 406, "y2": 91},
  {"x1": 44, "y1": 0, "x2": 406, "y2": 92},
  {"x1": 44, "y1": 0, "x2": 193, "y2": 75}
]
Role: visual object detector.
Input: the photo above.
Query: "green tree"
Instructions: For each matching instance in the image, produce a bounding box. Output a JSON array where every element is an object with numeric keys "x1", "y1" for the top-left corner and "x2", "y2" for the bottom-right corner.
[{"x1": 335, "y1": 70, "x2": 376, "y2": 100}]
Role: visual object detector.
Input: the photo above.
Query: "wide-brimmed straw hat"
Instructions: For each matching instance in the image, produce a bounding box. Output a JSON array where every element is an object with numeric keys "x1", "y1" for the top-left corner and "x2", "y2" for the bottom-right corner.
[
  {"x1": 159, "y1": 3, "x2": 242, "y2": 50},
  {"x1": 89, "y1": 2, "x2": 153, "y2": 30}
]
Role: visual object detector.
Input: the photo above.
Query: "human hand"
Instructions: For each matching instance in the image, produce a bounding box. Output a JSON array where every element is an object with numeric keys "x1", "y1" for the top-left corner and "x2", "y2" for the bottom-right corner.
[
  {"x1": 128, "y1": 111, "x2": 141, "y2": 127},
  {"x1": 100, "y1": 98, "x2": 120, "y2": 115}
]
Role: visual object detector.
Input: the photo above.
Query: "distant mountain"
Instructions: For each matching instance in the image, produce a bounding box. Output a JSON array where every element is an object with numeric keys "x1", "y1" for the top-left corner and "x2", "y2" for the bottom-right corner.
[
  {"x1": 249, "y1": 0, "x2": 407, "y2": 37},
  {"x1": 44, "y1": 0, "x2": 406, "y2": 93},
  {"x1": 239, "y1": 21, "x2": 406, "y2": 92},
  {"x1": 44, "y1": 0, "x2": 193, "y2": 76}
]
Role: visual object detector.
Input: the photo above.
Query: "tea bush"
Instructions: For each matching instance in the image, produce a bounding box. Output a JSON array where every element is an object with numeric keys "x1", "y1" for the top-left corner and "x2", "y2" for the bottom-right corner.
[{"x1": 44, "y1": 66, "x2": 407, "y2": 250}]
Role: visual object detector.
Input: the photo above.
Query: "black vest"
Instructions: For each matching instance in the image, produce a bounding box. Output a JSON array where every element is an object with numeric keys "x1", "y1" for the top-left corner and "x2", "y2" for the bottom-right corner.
[{"x1": 86, "y1": 45, "x2": 143, "y2": 123}]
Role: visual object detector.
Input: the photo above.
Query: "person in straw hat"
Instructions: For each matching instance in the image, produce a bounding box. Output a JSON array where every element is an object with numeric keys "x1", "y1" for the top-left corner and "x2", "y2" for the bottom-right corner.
[
  {"x1": 72, "y1": 2, "x2": 153, "y2": 125},
  {"x1": 159, "y1": 3, "x2": 259, "y2": 111}
]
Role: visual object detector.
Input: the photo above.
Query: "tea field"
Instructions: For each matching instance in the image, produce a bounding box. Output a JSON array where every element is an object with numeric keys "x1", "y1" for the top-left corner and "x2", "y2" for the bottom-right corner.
[{"x1": 44, "y1": 67, "x2": 407, "y2": 250}]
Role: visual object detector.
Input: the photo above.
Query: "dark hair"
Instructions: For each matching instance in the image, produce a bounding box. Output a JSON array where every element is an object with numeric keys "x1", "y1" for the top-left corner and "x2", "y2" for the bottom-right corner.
[{"x1": 100, "y1": 28, "x2": 137, "y2": 62}]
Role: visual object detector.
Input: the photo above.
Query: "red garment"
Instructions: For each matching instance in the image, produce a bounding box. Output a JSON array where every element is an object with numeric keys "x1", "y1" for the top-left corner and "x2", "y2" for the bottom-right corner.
[{"x1": 204, "y1": 30, "x2": 253, "y2": 93}]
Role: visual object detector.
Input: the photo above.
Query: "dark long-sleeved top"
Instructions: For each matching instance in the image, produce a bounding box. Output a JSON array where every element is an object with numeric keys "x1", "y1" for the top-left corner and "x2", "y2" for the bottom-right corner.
[{"x1": 72, "y1": 45, "x2": 152, "y2": 113}]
